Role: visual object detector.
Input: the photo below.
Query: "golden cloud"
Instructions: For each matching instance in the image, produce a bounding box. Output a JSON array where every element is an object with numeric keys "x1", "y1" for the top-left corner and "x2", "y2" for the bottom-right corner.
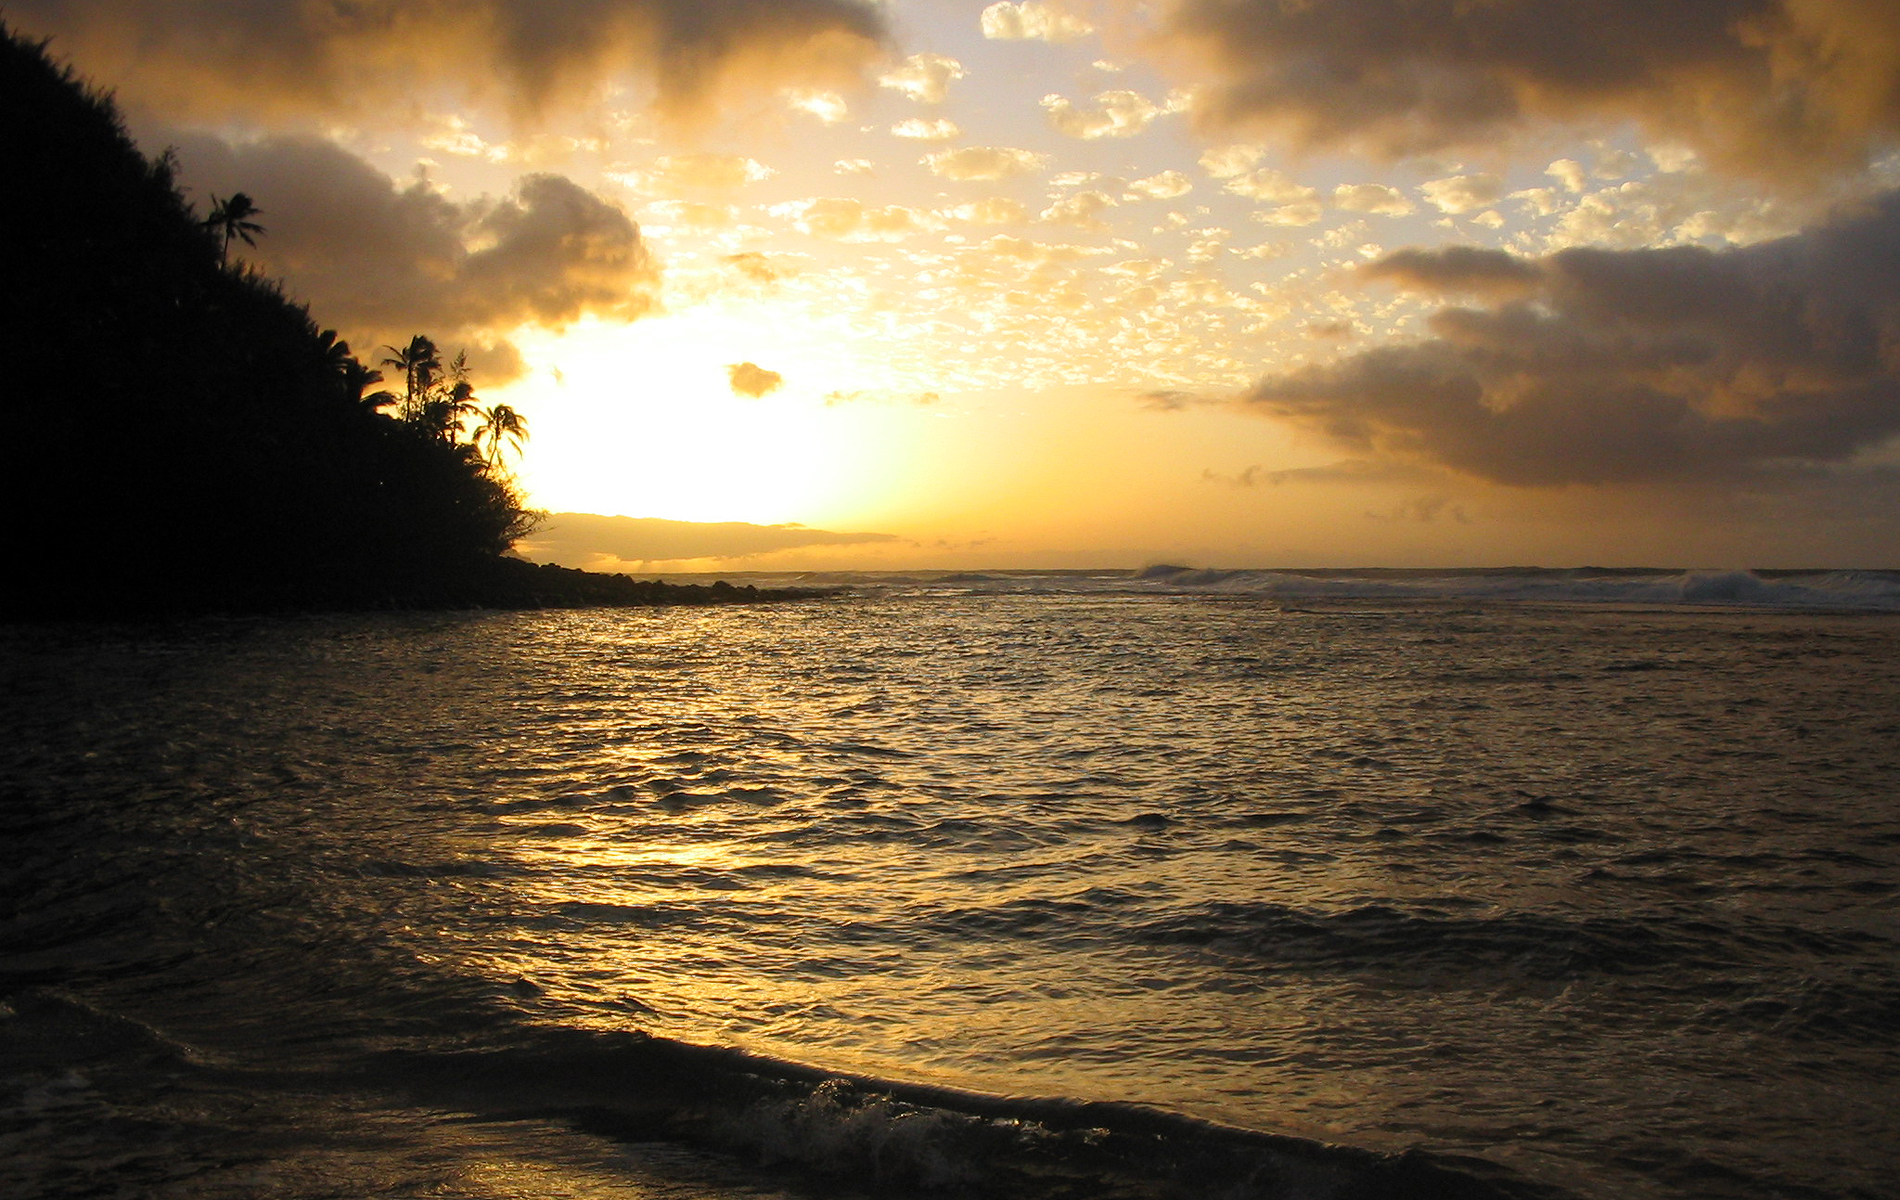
[
  {"x1": 772, "y1": 197, "x2": 939, "y2": 241},
  {"x1": 633, "y1": 154, "x2": 777, "y2": 193},
  {"x1": 1333, "y1": 183, "x2": 1414, "y2": 216},
  {"x1": 877, "y1": 52, "x2": 965, "y2": 103},
  {"x1": 980, "y1": 1, "x2": 1095, "y2": 42},
  {"x1": 925, "y1": 146, "x2": 1051, "y2": 181},
  {"x1": 1041, "y1": 89, "x2": 1174, "y2": 139},
  {"x1": 727, "y1": 361, "x2": 785, "y2": 397},
  {"x1": 892, "y1": 117, "x2": 961, "y2": 141},
  {"x1": 1125, "y1": 170, "x2": 1194, "y2": 200}
]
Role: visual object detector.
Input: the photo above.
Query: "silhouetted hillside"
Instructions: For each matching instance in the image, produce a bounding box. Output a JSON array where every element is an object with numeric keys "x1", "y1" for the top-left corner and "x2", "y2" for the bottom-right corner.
[{"x1": 0, "y1": 26, "x2": 544, "y2": 615}]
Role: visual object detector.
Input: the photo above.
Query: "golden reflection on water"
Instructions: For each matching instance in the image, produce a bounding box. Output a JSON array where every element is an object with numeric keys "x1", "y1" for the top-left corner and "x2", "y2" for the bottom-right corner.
[{"x1": 432, "y1": 601, "x2": 1900, "y2": 1188}]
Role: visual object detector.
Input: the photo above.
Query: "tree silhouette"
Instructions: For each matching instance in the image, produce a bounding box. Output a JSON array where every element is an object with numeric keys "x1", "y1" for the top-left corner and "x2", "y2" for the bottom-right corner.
[
  {"x1": 410, "y1": 349, "x2": 477, "y2": 443},
  {"x1": 204, "y1": 191, "x2": 264, "y2": 264},
  {"x1": 341, "y1": 359, "x2": 396, "y2": 411},
  {"x1": 381, "y1": 334, "x2": 441, "y2": 422},
  {"x1": 4, "y1": 25, "x2": 548, "y2": 614},
  {"x1": 473, "y1": 402, "x2": 529, "y2": 469},
  {"x1": 421, "y1": 380, "x2": 479, "y2": 443}
]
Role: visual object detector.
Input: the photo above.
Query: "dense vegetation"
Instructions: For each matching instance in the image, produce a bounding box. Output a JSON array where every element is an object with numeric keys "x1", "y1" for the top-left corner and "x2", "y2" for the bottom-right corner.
[{"x1": 2, "y1": 25, "x2": 776, "y2": 616}]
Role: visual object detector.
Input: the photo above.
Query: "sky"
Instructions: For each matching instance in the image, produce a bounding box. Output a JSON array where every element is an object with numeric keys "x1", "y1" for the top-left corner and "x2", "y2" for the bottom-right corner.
[{"x1": 15, "y1": 0, "x2": 1900, "y2": 570}]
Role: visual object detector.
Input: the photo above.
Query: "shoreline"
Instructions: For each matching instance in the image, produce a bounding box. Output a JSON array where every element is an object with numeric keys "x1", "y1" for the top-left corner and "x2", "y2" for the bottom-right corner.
[{"x1": 1, "y1": 556, "x2": 840, "y2": 621}]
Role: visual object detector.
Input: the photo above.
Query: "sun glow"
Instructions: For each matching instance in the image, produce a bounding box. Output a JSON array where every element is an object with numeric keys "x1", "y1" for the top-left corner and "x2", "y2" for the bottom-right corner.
[{"x1": 498, "y1": 309, "x2": 887, "y2": 525}]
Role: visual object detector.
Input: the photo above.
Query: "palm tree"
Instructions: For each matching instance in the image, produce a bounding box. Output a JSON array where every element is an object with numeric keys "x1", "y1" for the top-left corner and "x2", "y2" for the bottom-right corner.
[
  {"x1": 380, "y1": 334, "x2": 440, "y2": 422},
  {"x1": 314, "y1": 328, "x2": 352, "y2": 371},
  {"x1": 421, "y1": 376, "x2": 480, "y2": 444},
  {"x1": 204, "y1": 192, "x2": 264, "y2": 265},
  {"x1": 341, "y1": 360, "x2": 397, "y2": 411},
  {"x1": 400, "y1": 350, "x2": 479, "y2": 443},
  {"x1": 472, "y1": 402, "x2": 529, "y2": 469}
]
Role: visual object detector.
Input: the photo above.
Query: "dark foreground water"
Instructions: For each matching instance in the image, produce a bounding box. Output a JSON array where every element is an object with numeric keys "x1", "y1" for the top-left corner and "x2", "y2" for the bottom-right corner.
[{"x1": 4, "y1": 573, "x2": 1897, "y2": 1199}]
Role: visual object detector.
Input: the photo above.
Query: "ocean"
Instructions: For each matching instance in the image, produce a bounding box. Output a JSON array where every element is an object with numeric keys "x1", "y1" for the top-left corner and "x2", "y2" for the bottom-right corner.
[{"x1": 4, "y1": 568, "x2": 1897, "y2": 1200}]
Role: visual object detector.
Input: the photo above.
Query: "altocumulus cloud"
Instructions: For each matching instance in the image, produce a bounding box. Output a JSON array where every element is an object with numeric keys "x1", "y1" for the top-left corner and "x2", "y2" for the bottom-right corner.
[
  {"x1": 7, "y1": 0, "x2": 886, "y2": 120},
  {"x1": 166, "y1": 133, "x2": 654, "y2": 374},
  {"x1": 925, "y1": 146, "x2": 1049, "y2": 181},
  {"x1": 981, "y1": 2, "x2": 1095, "y2": 42},
  {"x1": 1246, "y1": 190, "x2": 1900, "y2": 487},
  {"x1": 1157, "y1": 0, "x2": 1900, "y2": 177},
  {"x1": 878, "y1": 52, "x2": 964, "y2": 104}
]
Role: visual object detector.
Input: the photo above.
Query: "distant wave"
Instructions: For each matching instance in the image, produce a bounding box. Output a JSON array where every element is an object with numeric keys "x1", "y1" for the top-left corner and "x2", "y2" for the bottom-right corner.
[{"x1": 724, "y1": 567, "x2": 1900, "y2": 611}]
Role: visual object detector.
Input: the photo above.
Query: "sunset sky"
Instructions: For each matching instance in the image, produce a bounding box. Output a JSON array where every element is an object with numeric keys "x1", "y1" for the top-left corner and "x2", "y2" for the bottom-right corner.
[{"x1": 16, "y1": 0, "x2": 1900, "y2": 570}]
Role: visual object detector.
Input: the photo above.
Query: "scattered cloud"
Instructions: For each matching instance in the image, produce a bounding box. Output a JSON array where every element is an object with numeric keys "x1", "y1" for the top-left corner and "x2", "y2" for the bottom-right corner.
[
  {"x1": 772, "y1": 197, "x2": 938, "y2": 241},
  {"x1": 1041, "y1": 90, "x2": 1176, "y2": 139},
  {"x1": 636, "y1": 199, "x2": 740, "y2": 231},
  {"x1": 947, "y1": 197, "x2": 1030, "y2": 225},
  {"x1": 723, "y1": 252, "x2": 781, "y2": 283},
  {"x1": 727, "y1": 361, "x2": 785, "y2": 397},
  {"x1": 980, "y1": 2, "x2": 1095, "y2": 42},
  {"x1": 1547, "y1": 159, "x2": 1589, "y2": 194},
  {"x1": 634, "y1": 153, "x2": 776, "y2": 192},
  {"x1": 785, "y1": 88, "x2": 849, "y2": 124},
  {"x1": 419, "y1": 114, "x2": 509, "y2": 163},
  {"x1": 1198, "y1": 143, "x2": 1265, "y2": 179},
  {"x1": 925, "y1": 145, "x2": 1050, "y2": 181},
  {"x1": 1201, "y1": 464, "x2": 1266, "y2": 487},
  {"x1": 878, "y1": 52, "x2": 965, "y2": 104},
  {"x1": 1140, "y1": 389, "x2": 1207, "y2": 411},
  {"x1": 1224, "y1": 168, "x2": 1319, "y2": 205},
  {"x1": 1421, "y1": 173, "x2": 1504, "y2": 215},
  {"x1": 1125, "y1": 171, "x2": 1194, "y2": 201},
  {"x1": 1333, "y1": 183, "x2": 1414, "y2": 216},
  {"x1": 1366, "y1": 496, "x2": 1471, "y2": 524},
  {"x1": 1039, "y1": 189, "x2": 1117, "y2": 230},
  {"x1": 892, "y1": 117, "x2": 960, "y2": 141},
  {"x1": 1250, "y1": 202, "x2": 1324, "y2": 227},
  {"x1": 1250, "y1": 459, "x2": 1430, "y2": 487}
]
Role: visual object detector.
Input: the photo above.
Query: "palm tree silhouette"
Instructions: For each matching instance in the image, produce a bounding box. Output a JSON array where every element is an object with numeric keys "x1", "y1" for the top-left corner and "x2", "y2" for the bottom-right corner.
[
  {"x1": 341, "y1": 360, "x2": 397, "y2": 411},
  {"x1": 204, "y1": 192, "x2": 264, "y2": 265},
  {"x1": 423, "y1": 351, "x2": 481, "y2": 443},
  {"x1": 473, "y1": 402, "x2": 529, "y2": 469},
  {"x1": 380, "y1": 334, "x2": 441, "y2": 422},
  {"x1": 422, "y1": 377, "x2": 480, "y2": 444}
]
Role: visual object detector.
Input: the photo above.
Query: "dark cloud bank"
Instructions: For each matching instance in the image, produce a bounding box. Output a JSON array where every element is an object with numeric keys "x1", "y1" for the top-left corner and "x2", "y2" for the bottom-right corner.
[
  {"x1": 1163, "y1": 0, "x2": 1900, "y2": 173},
  {"x1": 10, "y1": 0, "x2": 885, "y2": 119},
  {"x1": 1250, "y1": 190, "x2": 1900, "y2": 487},
  {"x1": 162, "y1": 133, "x2": 653, "y2": 379},
  {"x1": 8, "y1": 0, "x2": 889, "y2": 375},
  {"x1": 521, "y1": 513, "x2": 896, "y2": 566}
]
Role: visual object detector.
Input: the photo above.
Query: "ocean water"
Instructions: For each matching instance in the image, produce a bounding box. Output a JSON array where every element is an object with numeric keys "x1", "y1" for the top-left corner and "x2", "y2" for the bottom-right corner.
[{"x1": 4, "y1": 569, "x2": 1898, "y2": 1200}]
